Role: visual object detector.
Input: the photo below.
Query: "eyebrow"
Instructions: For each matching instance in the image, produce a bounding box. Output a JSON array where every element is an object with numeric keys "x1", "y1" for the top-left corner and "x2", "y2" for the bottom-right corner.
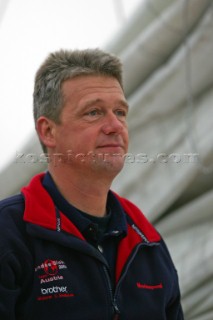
[{"x1": 82, "y1": 98, "x2": 129, "y2": 110}]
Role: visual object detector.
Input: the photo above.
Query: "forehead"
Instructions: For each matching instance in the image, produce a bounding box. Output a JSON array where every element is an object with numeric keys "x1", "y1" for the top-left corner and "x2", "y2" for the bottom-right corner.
[{"x1": 61, "y1": 75, "x2": 125, "y2": 103}]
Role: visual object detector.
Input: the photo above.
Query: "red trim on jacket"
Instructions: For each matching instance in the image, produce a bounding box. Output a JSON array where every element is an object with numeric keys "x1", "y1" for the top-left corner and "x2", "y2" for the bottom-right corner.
[
  {"x1": 116, "y1": 193, "x2": 160, "y2": 243},
  {"x1": 114, "y1": 194, "x2": 161, "y2": 283},
  {"x1": 22, "y1": 173, "x2": 85, "y2": 241},
  {"x1": 115, "y1": 224, "x2": 142, "y2": 283}
]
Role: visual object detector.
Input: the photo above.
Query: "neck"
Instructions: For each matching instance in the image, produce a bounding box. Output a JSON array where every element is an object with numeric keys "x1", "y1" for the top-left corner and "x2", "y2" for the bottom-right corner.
[{"x1": 48, "y1": 166, "x2": 114, "y2": 217}]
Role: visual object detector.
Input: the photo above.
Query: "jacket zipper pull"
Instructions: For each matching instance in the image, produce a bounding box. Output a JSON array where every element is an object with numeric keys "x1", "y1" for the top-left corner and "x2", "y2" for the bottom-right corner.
[{"x1": 113, "y1": 300, "x2": 120, "y2": 319}]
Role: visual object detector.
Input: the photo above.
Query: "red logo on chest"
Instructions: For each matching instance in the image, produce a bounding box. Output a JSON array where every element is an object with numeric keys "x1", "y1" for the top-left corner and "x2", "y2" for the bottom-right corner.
[
  {"x1": 137, "y1": 282, "x2": 163, "y2": 290},
  {"x1": 43, "y1": 259, "x2": 58, "y2": 276}
]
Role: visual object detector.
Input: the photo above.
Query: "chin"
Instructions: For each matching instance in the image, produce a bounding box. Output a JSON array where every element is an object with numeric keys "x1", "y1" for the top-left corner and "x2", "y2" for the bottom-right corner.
[{"x1": 92, "y1": 157, "x2": 125, "y2": 174}]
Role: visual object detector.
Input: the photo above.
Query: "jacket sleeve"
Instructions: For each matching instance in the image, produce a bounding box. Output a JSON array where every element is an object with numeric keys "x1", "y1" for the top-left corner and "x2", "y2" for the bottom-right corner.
[
  {"x1": 166, "y1": 268, "x2": 184, "y2": 319},
  {"x1": 160, "y1": 238, "x2": 185, "y2": 320},
  {"x1": 0, "y1": 247, "x2": 32, "y2": 320},
  {"x1": 0, "y1": 250, "x2": 24, "y2": 320}
]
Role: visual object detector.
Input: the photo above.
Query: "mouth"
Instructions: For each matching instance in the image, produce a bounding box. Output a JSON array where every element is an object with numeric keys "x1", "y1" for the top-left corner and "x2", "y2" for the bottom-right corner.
[
  {"x1": 96, "y1": 145, "x2": 125, "y2": 154},
  {"x1": 97, "y1": 144, "x2": 124, "y2": 149}
]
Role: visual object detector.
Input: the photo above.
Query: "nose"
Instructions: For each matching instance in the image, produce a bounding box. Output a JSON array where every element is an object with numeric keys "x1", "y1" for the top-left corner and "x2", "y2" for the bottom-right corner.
[{"x1": 101, "y1": 112, "x2": 125, "y2": 135}]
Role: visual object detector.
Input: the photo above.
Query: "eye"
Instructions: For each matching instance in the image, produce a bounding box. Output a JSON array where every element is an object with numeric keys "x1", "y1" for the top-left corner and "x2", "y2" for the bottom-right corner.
[
  {"x1": 84, "y1": 108, "x2": 103, "y2": 120},
  {"x1": 88, "y1": 109, "x2": 99, "y2": 116},
  {"x1": 115, "y1": 109, "x2": 127, "y2": 118}
]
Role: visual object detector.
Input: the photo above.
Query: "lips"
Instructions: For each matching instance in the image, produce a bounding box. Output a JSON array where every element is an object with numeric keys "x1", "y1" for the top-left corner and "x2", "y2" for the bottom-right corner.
[
  {"x1": 97, "y1": 144, "x2": 125, "y2": 151},
  {"x1": 96, "y1": 145, "x2": 125, "y2": 156},
  {"x1": 98, "y1": 144, "x2": 123, "y2": 148}
]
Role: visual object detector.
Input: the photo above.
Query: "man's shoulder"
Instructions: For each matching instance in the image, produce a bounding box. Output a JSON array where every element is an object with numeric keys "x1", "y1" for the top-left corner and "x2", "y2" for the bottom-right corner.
[
  {"x1": 0, "y1": 193, "x2": 34, "y2": 265},
  {"x1": 0, "y1": 193, "x2": 25, "y2": 217}
]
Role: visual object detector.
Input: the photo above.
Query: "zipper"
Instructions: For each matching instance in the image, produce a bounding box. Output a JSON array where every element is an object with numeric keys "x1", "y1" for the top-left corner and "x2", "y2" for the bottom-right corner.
[{"x1": 102, "y1": 265, "x2": 120, "y2": 319}]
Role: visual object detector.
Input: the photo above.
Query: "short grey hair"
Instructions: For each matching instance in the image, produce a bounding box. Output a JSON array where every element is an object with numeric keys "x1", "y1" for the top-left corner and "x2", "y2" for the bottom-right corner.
[{"x1": 33, "y1": 48, "x2": 123, "y2": 124}]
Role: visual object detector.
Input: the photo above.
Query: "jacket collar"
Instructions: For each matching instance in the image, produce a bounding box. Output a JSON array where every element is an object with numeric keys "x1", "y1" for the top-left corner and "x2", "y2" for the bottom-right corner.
[
  {"x1": 22, "y1": 173, "x2": 84, "y2": 240},
  {"x1": 22, "y1": 173, "x2": 160, "y2": 243}
]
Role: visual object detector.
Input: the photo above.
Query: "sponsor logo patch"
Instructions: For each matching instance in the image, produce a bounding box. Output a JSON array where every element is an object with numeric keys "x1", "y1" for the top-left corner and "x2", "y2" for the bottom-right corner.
[{"x1": 35, "y1": 259, "x2": 75, "y2": 301}]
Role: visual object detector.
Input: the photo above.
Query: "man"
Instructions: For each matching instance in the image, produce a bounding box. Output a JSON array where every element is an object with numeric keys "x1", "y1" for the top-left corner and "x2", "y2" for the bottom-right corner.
[{"x1": 0, "y1": 49, "x2": 184, "y2": 319}]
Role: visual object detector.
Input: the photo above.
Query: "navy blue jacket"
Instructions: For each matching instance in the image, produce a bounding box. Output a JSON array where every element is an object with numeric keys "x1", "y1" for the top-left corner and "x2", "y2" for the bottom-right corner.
[{"x1": 0, "y1": 173, "x2": 184, "y2": 319}]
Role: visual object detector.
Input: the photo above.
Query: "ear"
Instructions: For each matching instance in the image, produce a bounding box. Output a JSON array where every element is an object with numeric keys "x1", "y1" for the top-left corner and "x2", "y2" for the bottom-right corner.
[{"x1": 36, "y1": 116, "x2": 57, "y2": 150}]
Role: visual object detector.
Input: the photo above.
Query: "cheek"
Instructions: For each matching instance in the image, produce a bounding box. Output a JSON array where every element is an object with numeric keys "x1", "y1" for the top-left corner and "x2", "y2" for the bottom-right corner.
[
  {"x1": 71, "y1": 129, "x2": 96, "y2": 153},
  {"x1": 124, "y1": 129, "x2": 129, "y2": 145},
  {"x1": 55, "y1": 126, "x2": 75, "y2": 151}
]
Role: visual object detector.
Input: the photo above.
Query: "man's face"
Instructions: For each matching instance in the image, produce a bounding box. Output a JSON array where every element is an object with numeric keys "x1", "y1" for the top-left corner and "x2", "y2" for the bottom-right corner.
[{"x1": 52, "y1": 75, "x2": 129, "y2": 176}]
